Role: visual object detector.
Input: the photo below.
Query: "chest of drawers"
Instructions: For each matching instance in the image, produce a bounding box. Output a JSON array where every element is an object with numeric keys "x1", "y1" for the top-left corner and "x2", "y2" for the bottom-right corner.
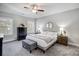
[{"x1": 57, "y1": 35, "x2": 68, "y2": 46}]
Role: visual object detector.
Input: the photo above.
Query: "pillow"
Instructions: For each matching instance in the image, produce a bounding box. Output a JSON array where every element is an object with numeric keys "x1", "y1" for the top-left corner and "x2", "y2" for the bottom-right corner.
[
  {"x1": 41, "y1": 31, "x2": 48, "y2": 35},
  {"x1": 42, "y1": 31, "x2": 57, "y2": 36}
]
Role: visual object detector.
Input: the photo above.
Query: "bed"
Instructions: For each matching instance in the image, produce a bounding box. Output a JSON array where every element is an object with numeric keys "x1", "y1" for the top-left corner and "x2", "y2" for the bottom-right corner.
[{"x1": 26, "y1": 31, "x2": 57, "y2": 52}]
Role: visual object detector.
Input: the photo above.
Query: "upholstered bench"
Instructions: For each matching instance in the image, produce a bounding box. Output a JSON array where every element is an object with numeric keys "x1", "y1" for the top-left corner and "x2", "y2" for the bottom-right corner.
[{"x1": 22, "y1": 39, "x2": 37, "y2": 53}]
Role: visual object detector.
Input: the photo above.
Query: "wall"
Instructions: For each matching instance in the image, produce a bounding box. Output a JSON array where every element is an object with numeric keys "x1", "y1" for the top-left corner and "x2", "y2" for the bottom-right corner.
[
  {"x1": 37, "y1": 8, "x2": 79, "y2": 47},
  {"x1": 1, "y1": 7, "x2": 79, "y2": 47},
  {"x1": 36, "y1": 17, "x2": 59, "y2": 33},
  {"x1": 0, "y1": 12, "x2": 35, "y2": 42}
]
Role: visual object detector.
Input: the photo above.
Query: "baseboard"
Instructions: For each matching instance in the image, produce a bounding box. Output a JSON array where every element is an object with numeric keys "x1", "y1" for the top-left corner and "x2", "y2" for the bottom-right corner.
[
  {"x1": 3, "y1": 39, "x2": 17, "y2": 44},
  {"x1": 68, "y1": 42, "x2": 79, "y2": 48}
]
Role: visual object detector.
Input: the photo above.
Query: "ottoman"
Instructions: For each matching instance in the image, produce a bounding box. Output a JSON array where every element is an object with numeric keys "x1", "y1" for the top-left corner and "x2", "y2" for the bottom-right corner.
[{"x1": 22, "y1": 39, "x2": 37, "y2": 53}]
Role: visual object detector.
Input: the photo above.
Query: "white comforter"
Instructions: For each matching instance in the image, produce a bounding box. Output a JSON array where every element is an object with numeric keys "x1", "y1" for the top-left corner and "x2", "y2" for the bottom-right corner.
[
  {"x1": 26, "y1": 33, "x2": 57, "y2": 50},
  {"x1": 29, "y1": 34, "x2": 53, "y2": 44}
]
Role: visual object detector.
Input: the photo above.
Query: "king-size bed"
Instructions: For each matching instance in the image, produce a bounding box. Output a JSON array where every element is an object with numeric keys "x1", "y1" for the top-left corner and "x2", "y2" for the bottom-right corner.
[{"x1": 26, "y1": 31, "x2": 57, "y2": 52}]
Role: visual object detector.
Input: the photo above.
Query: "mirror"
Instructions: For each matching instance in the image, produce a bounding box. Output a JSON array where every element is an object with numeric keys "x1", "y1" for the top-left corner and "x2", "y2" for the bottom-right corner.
[
  {"x1": 43, "y1": 21, "x2": 54, "y2": 31},
  {"x1": 46, "y1": 21, "x2": 54, "y2": 29}
]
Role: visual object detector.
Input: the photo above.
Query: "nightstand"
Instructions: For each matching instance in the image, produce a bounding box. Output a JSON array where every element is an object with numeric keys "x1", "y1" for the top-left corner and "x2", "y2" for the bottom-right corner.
[{"x1": 57, "y1": 35, "x2": 68, "y2": 46}]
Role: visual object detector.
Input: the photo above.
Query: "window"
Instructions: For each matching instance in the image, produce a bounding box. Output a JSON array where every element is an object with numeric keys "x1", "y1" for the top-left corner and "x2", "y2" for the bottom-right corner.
[{"x1": 0, "y1": 17, "x2": 13, "y2": 35}]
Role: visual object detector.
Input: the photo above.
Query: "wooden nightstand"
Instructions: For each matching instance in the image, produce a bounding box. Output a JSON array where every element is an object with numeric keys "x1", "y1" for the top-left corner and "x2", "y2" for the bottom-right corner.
[{"x1": 57, "y1": 35, "x2": 68, "y2": 46}]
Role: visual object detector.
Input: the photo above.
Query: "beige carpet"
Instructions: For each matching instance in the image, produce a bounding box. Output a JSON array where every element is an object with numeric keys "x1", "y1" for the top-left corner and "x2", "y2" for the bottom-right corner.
[{"x1": 3, "y1": 41, "x2": 79, "y2": 56}]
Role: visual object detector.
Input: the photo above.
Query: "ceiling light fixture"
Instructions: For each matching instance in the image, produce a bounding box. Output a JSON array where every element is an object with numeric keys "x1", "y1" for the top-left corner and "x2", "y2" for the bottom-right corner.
[
  {"x1": 32, "y1": 5, "x2": 38, "y2": 13},
  {"x1": 24, "y1": 4, "x2": 45, "y2": 14}
]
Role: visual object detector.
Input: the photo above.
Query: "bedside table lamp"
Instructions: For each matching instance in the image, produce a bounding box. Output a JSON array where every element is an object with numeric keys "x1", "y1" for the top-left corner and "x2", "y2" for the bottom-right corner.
[
  {"x1": 37, "y1": 25, "x2": 43, "y2": 34},
  {"x1": 57, "y1": 27, "x2": 68, "y2": 46},
  {"x1": 60, "y1": 27, "x2": 64, "y2": 35},
  {"x1": 59, "y1": 27, "x2": 67, "y2": 36},
  {"x1": 63, "y1": 30, "x2": 67, "y2": 36}
]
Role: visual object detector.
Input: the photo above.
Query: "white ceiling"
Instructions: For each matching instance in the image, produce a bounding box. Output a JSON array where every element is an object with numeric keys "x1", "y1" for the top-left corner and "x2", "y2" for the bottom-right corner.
[{"x1": 0, "y1": 3, "x2": 79, "y2": 18}]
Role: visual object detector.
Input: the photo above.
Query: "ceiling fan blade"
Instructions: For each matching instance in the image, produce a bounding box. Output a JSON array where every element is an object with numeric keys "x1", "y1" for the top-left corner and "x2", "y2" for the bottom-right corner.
[
  {"x1": 24, "y1": 7, "x2": 29, "y2": 8},
  {"x1": 37, "y1": 9, "x2": 44, "y2": 12}
]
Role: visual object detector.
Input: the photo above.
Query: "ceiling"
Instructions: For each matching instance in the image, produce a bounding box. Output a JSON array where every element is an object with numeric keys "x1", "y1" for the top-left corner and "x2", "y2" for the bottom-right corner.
[{"x1": 0, "y1": 3, "x2": 79, "y2": 18}]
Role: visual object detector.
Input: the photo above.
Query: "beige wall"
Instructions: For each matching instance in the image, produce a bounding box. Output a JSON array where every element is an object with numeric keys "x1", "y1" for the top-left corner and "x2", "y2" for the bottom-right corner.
[
  {"x1": 37, "y1": 8, "x2": 79, "y2": 47},
  {"x1": 1, "y1": 8, "x2": 79, "y2": 46},
  {"x1": 0, "y1": 12, "x2": 35, "y2": 42}
]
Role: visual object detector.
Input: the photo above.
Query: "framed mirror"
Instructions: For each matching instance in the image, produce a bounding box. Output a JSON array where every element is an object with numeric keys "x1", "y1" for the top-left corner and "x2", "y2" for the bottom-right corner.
[
  {"x1": 43, "y1": 21, "x2": 54, "y2": 31},
  {"x1": 46, "y1": 21, "x2": 54, "y2": 29}
]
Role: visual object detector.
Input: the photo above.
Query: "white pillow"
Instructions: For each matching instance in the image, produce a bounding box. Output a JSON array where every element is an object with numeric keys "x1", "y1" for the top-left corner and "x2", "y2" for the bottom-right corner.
[{"x1": 42, "y1": 31, "x2": 57, "y2": 36}]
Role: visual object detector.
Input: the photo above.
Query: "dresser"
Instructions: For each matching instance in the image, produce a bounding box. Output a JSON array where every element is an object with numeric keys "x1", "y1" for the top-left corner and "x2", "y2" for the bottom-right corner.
[
  {"x1": 57, "y1": 35, "x2": 68, "y2": 46},
  {"x1": 17, "y1": 27, "x2": 27, "y2": 41}
]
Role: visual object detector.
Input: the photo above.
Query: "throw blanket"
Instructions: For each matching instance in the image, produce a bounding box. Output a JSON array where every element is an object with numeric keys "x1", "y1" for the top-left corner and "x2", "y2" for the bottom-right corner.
[{"x1": 29, "y1": 34, "x2": 53, "y2": 44}]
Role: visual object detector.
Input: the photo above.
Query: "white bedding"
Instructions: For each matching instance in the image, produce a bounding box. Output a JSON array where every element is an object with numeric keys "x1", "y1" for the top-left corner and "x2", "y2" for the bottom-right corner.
[
  {"x1": 29, "y1": 34, "x2": 53, "y2": 44},
  {"x1": 26, "y1": 32, "x2": 57, "y2": 50}
]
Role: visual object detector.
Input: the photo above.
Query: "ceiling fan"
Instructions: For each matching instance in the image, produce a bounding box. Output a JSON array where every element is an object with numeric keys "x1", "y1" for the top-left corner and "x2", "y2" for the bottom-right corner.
[{"x1": 24, "y1": 4, "x2": 45, "y2": 14}]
